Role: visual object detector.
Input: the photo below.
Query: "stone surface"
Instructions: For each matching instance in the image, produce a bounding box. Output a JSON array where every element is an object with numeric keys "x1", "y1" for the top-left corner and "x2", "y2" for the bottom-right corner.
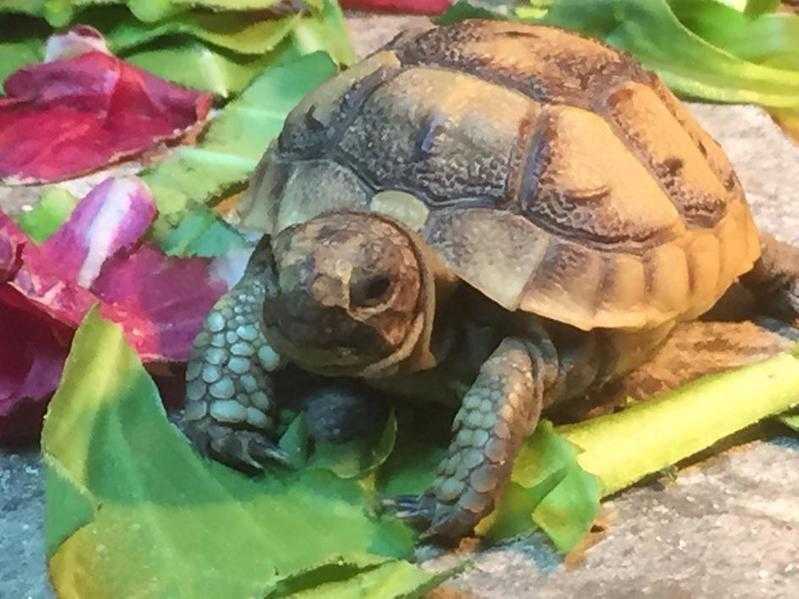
[
  {"x1": 2, "y1": 13, "x2": 799, "y2": 599},
  {"x1": 0, "y1": 451, "x2": 51, "y2": 599},
  {"x1": 429, "y1": 435, "x2": 799, "y2": 598},
  {"x1": 690, "y1": 103, "x2": 799, "y2": 246}
]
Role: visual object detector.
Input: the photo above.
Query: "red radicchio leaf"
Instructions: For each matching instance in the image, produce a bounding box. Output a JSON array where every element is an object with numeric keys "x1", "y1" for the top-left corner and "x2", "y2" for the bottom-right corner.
[
  {"x1": 0, "y1": 178, "x2": 227, "y2": 444},
  {"x1": 0, "y1": 287, "x2": 71, "y2": 446},
  {"x1": 1, "y1": 211, "x2": 26, "y2": 281},
  {"x1": 40, "y1": 177, "x2": 157, "y2": 288},
  {"x1": 1, "y1": 212, "x2": 96, "y2": 328},
  {"x1": 341, "y1": 0, "x2": 450, "y2": 14},
  {"x1": 0, "y1": 47, "x2": 212, "y2": 184},
  {"x1": 93, "y1": 245, "x2": 227, "y2": 362}
]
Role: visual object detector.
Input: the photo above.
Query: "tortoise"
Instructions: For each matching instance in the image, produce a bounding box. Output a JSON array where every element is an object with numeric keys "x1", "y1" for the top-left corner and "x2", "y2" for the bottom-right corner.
[{"x1": 182, "y1": 20, "x2": 799, "y2": 542}]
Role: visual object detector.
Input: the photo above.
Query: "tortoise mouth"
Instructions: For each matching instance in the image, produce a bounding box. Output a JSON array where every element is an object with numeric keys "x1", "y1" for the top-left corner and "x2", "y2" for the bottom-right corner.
[{"x1": 263, "y1": 211, "x2": 427, "y2": 376}]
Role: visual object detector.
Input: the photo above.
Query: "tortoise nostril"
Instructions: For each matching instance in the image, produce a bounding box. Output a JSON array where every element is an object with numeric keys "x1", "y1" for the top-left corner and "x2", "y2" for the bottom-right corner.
[{"x1": 350, "y1": 275, "x2": 392, "y2": 307}]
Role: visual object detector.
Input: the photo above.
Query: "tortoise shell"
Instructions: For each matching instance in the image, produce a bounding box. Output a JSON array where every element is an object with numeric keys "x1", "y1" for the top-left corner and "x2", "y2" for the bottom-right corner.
[{"x1": 239, "y1": 20, "x2": 761, "y2": 331}]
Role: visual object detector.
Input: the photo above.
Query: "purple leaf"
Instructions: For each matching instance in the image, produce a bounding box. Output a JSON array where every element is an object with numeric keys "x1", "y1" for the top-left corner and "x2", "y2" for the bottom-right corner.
[
  {"x1": 93, "y1": 245, "x2": 227, "y2": 362},
  {"x1": 0, "y1": 32, "x2": 212, "y2": 184},
  {"x1": 41, "y1": 177, "x2": 157, "y2": 287},
  {"x1": 0, "y1": 177, "x2": 227, "y2": 444}
]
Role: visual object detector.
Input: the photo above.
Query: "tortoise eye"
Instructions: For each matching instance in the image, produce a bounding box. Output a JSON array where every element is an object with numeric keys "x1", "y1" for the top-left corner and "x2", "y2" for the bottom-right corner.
[{"x1": 350, "y1": 275, "x2": 392, "y2": 308}]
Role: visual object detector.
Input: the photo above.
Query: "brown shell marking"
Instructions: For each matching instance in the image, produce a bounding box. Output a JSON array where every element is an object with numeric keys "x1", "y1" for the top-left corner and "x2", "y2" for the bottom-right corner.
[
  {"x1": 520, "y1": 105, "x2": 684, "y2": 250},
  {"x1": 391, "y1": 20, "x2": 651, "y2": 107},
  {"x1": 601, "y1": 82, "x2": 730, "y2": 227},
  {"x1": 257, "y1": 20, "x2": 762, "y2": 330},
  {"x1": 278, "y1": 51, "x2": 403, "y2": 157},
  {"x1": 336, "y1": 67, "x2": 538, "y2": 205}
]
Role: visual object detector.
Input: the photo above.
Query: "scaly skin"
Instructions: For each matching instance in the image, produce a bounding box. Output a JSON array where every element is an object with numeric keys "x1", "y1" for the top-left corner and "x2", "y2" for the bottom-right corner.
[
  {"x1": 742, "y1": 233, "x2": 799, "y2": 323},
  {"x1": 183, "y1": 219, "x2": 799, "y2": 542},
  {"x1": 388, "y1": 337, "x2": 559, "y2": 542},
  {"x1": 181, "y1": 239, "x2": 288, "y2": 471}
]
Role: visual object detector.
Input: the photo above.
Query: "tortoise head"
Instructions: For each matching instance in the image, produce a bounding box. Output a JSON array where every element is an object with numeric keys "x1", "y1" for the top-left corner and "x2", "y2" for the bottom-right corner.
[{"x1": 263, "y1": 212, "x2": 431, "y2": 377}]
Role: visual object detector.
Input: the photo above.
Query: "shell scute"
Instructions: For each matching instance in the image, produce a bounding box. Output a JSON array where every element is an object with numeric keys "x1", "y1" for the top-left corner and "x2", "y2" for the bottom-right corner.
[{"x1": 250, "y1": 20, "x2": 762, "y2": 330}]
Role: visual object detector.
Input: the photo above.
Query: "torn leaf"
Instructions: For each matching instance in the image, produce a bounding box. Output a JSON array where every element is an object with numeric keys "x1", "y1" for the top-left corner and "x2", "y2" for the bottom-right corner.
[
  {"x1": 44, "y1": 309, "x2": 434, "y2": 598},
  {"x1": 0, "y1": 177, "x2": 227, "y2": 442},
  {"x1": 92, "y1": 244, "x2": 227, "y2": 362},
  {"x1": 39, "y1": 177, "x2": 157, "y2": 288},
  {"x1": 0, "y1": 31, "x2": 212, "y2": 184},
  {"x1": 142, "y1": 50, "x2": 336, "y2": 248},
  {"x1": 477, "y1": 421, "x2": 601, "y2": 552}
]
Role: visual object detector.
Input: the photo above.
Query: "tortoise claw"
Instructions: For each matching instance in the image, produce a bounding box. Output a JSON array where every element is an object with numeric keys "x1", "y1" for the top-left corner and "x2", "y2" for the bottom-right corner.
[
  {"x1": 178, "y1": 408, "x2": 292, "y2": 473},
  {"x1": 382, "y1": 492, "x2": 476, "y2": 543},
  {"x1": 207, "y1": 427, "x2": 293, "y2": 472},
  {"x1": 381, "y1": 494, "x2": 437, "y2": 527}
]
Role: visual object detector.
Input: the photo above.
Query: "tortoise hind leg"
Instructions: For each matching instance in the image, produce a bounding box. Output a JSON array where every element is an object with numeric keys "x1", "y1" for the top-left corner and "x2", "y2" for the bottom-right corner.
[
  {"x1": 571, "y1": 320, "x2": 798, "y2": 421},
  {"x1": 385, "y1": 337, "x2": 559, "y2": 543},
  {"x1": 181, "y1": 238, "x2": 289, "y2": 471},
  {"x1": 741, "y1": 233, "x2": 799, "y2": 323}
]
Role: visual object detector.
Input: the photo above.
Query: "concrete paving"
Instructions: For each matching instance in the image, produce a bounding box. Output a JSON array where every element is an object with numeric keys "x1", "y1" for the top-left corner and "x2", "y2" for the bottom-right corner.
[{"x1": 2, "y1": 12, "x2": 799, "y2": 599}]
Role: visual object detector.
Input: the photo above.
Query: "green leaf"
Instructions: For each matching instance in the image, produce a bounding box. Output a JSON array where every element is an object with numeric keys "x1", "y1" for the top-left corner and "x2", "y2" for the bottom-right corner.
[
  {"x1": 310, "y1": 411, "x2": 398, "y2": 479},
  {"x1": 0, "y1": 16, "x2": 49, "y2": 86},
  {"x1": 44, "y1": 459, "x2": 95, "y2": 558},
  {"x1": 477, "y1": 421, "x2": 600, "y2": 552},
  {"x1": 538, "y1": 0, "x2": 799, "y2": 107},
  {"x1": 530, "y1": 460, "x2": 601, "y2": 552},
  {"x1": 376, "y1": 413, "x2": 599, "y2": 553},
  {"x1": 0, "y1": 1, "x2": 48, "y2": 18},
  {"x1": 141, "y1": 49, "x2": 337, "y2": 249},
  {"x1": 436, "y1": 0, "x2": 505, "y2": 24},
  {"x1": 561, "y1": 348, "x2": 799, "y2": 495},
  {"x1": 291, "y1": 0, "x2": 356, "y2": 67},
  {"x1": 282, "y1": 559, "x2": 445, "y2": 599},
  {"x1": 278, "y1": 413, "x2": 311, "y2": 469},
  {"x1": 277, "y1": 410, "x2": 398, "y2": 479},
  {"x1": 441, "y1": 0, "x2": 799, "y2": 109},
  {"x1": 43, "y1": 308, "x2": 437, "y2": 598},
  {"x1": 779, "y1": 410, "x2": 799, "y2": 433},
  {"x1": 671, "y1": 0, "x2": 799, "y2": 64},
  {"x1": 105, "y1": 10, "x2": 300, "y2": 55},
  {"x1": 157, "y1": 205, "x2": 249, "y2": 257},
  {"x1": 15, "y1": 187, "x2": 78, "y2": 243},
  {"x1": 0, "y1": 1, "x2": 288, "y2": 26},
  {"x1": 375, "y1": 409, "x2": 448, "y2": 498},
  {"x1": 2, "y1": 1, "x2": 354, "y2": 90},
  {"x1": 125, "y1": 37, "x2": 277, "y2": 97}
]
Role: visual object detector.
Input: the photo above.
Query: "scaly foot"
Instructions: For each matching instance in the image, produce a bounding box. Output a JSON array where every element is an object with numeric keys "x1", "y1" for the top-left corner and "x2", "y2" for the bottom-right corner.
[
  {"x1": 384, "y1": 338, "x2": 552, "y2": 543},
  {"x1": 181, "y1": 238, "x2": 289, "y2": 471}
]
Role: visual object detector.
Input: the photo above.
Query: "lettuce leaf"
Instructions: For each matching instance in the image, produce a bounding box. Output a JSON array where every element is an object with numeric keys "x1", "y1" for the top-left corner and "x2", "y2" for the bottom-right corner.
[
  {"x1": 142, "y1": 50, "x2": 336, "y2": 245},
  {"x1": 443, "y1": 0, "x2": 799, "y2": 109},
  {"x1": 0, "y1": 1, "x2": 354, "y2": 95},
  {"x1": 43, "y1": 309, "x2": 437, "y2": 598}
]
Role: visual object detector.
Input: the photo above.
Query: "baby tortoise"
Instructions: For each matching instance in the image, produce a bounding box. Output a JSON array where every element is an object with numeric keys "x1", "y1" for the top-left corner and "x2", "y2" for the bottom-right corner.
[{"x1": 182, "y1": 20, "x2": 799, "y2": 543}]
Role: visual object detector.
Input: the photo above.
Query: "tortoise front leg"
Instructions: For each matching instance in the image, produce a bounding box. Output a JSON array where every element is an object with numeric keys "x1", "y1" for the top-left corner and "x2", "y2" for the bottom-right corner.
[
  {"x1": 181, "y1": 237, "x2": 289, "y2": 471},
  {"x1": 741, "y1": 233, "x2": 799, "y2": 322},
  {"x1": 386, "y1": 337, "x2": 559, "y2": 543}
]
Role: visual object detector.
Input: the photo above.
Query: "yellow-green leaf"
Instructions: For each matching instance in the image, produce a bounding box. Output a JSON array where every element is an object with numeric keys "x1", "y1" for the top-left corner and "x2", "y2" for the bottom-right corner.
[
  {"x1": 43, "y1": 308, "x2": 437, "y2": 598},
  {"x1": 561, "y1": 349, "x2": 799, "y2": 495},
  {"x1": 142, "y1": 50, "x2": 337, "y2": 247}
]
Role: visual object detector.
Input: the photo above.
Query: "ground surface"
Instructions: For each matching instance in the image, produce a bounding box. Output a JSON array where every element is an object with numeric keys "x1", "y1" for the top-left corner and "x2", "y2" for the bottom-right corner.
[{"x1": 2, "y1": 12, "x2": 799, "y2": 599}]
